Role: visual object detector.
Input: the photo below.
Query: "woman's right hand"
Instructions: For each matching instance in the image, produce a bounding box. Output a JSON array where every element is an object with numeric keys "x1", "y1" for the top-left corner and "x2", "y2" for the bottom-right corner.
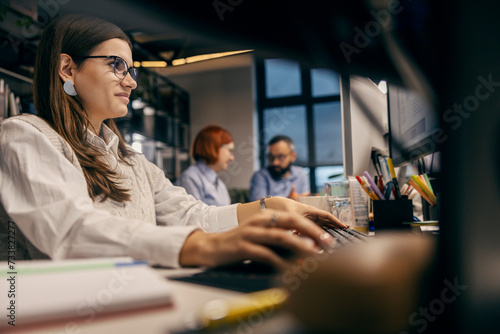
[{"x1": 178, "y1": 210, "x2": 336, "y2": 271}]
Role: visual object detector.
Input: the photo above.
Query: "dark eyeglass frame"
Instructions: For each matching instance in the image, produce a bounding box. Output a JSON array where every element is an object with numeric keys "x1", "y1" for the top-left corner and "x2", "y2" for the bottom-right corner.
[
  {"x1": 266, "y1": 151, "x2": 293, "y2": 162},
  {"x1": 83, "y1": 55, "x2": 138, "y2": 82}
]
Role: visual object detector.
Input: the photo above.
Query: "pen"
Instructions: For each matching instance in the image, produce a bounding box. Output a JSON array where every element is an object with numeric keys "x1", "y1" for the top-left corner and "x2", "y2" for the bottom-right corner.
[
  {"x1": 378, "y1": 156, "x2": 392, "y2": 184},
  {"x1": 363, "y1": 171, "x2": 386, "y2": 200},
  {"x1": 377, "y1": 175, "x2": 385, "y2": 193},
  {"x1": 374, "y1": 175, "x2": 384, "y2": 193},
  {"x1": 386, "y1": 158, "x2": 402, "y2": 199},
  {"x1": 355, "y1": 175, "x2": 379, "y2": 200},
  {"x1": 370, "y1": 154, "x2": 385, "y2": 192},
  {"x1": 384, "y1": 181, "x2": 393, "y2": 200},
  {"x1": 403, "y1": 183, "x2": 413, "y2": 196},
  {"x1": 407, "y1": 184, "x2": 417, "y2": 199},
  {"x1": 408, "y1": 179, "x2": 437, "y2": 206},
  {"x1": 400, "y1": 183, "x2": 408, "y2": 196},
  {"x1": 410, "y1": 175, "x2": 437, "y2": 204}
]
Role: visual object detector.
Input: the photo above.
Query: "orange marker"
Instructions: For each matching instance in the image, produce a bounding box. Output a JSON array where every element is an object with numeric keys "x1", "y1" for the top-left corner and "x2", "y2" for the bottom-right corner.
[
  {"x1": 355, "y1": 175, "x2": 379, "y2": 201},
  {"x1": 408, "y1": 179, "x2": 436, "y2": 206}
]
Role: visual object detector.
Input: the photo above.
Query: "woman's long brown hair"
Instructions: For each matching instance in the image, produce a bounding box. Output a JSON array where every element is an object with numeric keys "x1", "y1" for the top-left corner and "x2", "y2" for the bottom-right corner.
[{"x1": 33, "y1": 14, "x2": 133, "y2": 202}]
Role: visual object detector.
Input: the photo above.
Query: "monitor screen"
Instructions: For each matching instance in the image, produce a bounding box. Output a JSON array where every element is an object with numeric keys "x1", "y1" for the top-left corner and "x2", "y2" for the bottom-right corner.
[
  {"x1": 387, "y1": 83, "x2": 440, "y2": 166},
  {"x1": 341, "y1": 74, "x2": 389, "y2": 178}
]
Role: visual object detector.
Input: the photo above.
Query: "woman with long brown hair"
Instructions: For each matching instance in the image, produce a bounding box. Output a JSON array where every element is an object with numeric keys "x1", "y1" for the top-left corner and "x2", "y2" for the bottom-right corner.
[{"x1": 0, "y1": 14, "x2": 345, "y2": 269}]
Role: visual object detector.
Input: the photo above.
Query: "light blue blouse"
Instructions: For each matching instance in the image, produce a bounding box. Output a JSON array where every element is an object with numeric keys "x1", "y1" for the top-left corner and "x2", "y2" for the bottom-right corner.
[{"x1": 175, "y1": 161, "x2": 231, "y2": 206}]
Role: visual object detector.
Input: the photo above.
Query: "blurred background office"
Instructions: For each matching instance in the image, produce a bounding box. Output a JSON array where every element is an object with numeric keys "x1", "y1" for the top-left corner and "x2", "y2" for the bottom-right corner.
[
  {"x1": 3, "y1": 1, "x2": 500, "y2": 332},
  {"x1": 0, "y1": 0, "x2": 346, "y2": 201},
  {"x1": 167, "y1": 56, "x2": 345, "y2": 202}
]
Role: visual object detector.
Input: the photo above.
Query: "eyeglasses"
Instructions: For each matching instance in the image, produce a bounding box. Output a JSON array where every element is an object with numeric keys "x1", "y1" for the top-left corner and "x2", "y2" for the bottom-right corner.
[
  {"x1": 221, "y1": 143, "x2": 234, "y2": 151},
  {"x1": 267, "y1": 152, "x2": 292, "y2": 162},
  {"x1": 83, "y1": 55, "x2": 138, "y2": 82}
]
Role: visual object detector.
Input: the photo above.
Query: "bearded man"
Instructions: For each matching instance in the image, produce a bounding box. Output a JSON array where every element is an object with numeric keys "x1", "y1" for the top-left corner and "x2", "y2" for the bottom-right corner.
[{"x1": 250, "y1": 135, "x2": 310, "y2": 202}]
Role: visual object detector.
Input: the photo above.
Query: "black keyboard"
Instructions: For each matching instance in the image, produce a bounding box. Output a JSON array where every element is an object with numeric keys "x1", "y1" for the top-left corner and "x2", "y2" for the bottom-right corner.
[
  {"x1": 169, "y1": 228, "x2": 369, "y2": 292},
  {"x1": 323, "y1": 226, "x2": 370, "y2": 247},
  {"x1": 169, "y1": 261, "x2": 278, "y2": 293}
]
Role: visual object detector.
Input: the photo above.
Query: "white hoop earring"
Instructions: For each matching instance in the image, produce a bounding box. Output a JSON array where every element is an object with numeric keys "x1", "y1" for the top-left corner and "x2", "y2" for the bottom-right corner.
[{"x1": 63, "y1": 80, "x2": 78, "y2": 96}]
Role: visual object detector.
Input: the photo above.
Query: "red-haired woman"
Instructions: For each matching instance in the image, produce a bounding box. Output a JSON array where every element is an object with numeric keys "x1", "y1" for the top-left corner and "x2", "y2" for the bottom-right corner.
[{"x1": 176, "y1": 125, "x2": 234, "y2": 206}]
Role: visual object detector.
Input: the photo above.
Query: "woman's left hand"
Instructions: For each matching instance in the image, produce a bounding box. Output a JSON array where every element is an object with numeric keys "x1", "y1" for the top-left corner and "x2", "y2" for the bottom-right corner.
[{"x1": 265, "y1": 196, "x2": 349, "y2": 229}]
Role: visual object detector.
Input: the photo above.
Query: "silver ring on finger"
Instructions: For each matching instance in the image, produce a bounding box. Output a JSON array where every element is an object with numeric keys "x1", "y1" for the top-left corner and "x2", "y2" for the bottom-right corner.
[{"x1": 270, "y1": 213, "x2": 279, "y2": 227}]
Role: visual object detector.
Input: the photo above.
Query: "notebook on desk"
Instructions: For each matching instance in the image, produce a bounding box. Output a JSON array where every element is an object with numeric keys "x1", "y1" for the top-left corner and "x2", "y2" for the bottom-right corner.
[{"x1": 0, "y1": 257, "x2": 174, "y2": 329}]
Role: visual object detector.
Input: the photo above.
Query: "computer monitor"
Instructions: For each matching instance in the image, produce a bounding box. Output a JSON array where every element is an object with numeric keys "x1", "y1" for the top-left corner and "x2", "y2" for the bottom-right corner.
[
  {"x1": 341, "y1": 74, "x2": 389, "y2": 178},
  {"x1": 387, "y1": 83, "x2": 440, "y2": 167}
]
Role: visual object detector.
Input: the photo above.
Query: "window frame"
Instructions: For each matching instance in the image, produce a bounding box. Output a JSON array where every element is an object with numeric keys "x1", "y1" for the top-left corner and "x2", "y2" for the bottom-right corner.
[{"x1": 255, "y1": 57, "x2": 342, "y2": 193}]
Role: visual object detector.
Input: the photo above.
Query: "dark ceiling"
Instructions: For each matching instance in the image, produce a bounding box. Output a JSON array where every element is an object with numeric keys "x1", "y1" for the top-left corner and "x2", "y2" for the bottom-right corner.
[
  {"x1": 56, "y1": 0, "x2": 251, "y2": 62},
  {"x1": 1, "y1": 0, "x2": 444, "y2": 87}
]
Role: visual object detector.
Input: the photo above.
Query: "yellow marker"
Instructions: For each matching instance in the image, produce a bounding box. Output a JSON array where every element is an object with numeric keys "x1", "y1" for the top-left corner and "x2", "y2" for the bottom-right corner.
[
  {"x1": 387, "y1": 158, "x2": 397, "y2": 179},
  {"x1": 387, "y1": 158, "x2": 402, "y2": 199},
  {"x1": 200, "y1": 288, "x2": 289, "y2": 329},
  {"x1": 411, "y1": 175, "x2": 437, "y2": 205}
]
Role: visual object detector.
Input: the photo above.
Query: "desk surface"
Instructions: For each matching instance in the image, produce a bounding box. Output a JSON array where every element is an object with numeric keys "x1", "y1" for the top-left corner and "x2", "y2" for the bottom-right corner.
[
  {"x1": 6, "y1": 232, "x2": 432, "y2": 334},
  {"x1": 10, "y1": 267, "x2": 299, "y2": 334}
]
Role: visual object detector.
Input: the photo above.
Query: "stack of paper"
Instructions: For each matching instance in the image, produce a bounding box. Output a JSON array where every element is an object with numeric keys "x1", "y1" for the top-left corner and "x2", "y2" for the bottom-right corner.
[
  {"x1": 348, "y1": 176, "x2": 370, "y2": 234},
  {"x1": 0, "y1": 257, "x2": 173, "y2": 329}
]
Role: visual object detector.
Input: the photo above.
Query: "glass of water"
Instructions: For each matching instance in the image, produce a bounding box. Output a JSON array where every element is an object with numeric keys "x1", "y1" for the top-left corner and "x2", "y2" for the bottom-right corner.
[{"x1": 324, "y1": 181, "x2": 352, "y2": 225}]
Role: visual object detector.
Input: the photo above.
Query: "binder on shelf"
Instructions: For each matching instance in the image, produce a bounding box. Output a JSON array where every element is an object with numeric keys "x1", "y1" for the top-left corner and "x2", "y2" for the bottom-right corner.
[
  {"x1": 176, "y1": 148, "x2": 191, "y2": 177},
  {"x1": 8, "y1": 91, "x2": 19, "y2": 117},
  {"x1": 175, "y1": 121, "x2": 190, "y2": 150},
  {"x1": 155, "y1": 110, "x2": 174, "y2": 145},
  {"x1": 4, "y1": 82, "x2": 10, "y2": 119},
  {"x1": 156, "y1": 145, "x2": 175, "y2": 179},
  {"x1": 0, "y1": 79, "x2": 5, "y2": 121}
]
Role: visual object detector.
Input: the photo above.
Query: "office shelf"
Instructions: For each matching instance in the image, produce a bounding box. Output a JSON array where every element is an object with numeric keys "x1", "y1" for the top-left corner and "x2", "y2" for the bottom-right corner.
[{"x1": 115, "y1": 67, "x2": 191, "y2": 180}]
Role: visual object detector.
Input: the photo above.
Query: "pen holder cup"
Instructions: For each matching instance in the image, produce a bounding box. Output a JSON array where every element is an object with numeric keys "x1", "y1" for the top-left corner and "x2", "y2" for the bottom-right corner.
[
  {"x1": 422, "y1": 198, "x2": 440, "y2": 221},
  {"x1": 373, "y1": 199, "x2": 413, "y2": 231}
]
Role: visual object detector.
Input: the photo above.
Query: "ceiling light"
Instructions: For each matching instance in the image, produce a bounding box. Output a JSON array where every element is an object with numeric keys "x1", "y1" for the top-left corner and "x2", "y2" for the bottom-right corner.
[
  {"x1": 172, "y1": 58, "x2": 187, "y2": 66},
  {"x1": 140, "y1": 61, "x2": 167, "y2": 68},
  {"x1": 172, "y1": 50, "x2": 253, "y2": 66}
]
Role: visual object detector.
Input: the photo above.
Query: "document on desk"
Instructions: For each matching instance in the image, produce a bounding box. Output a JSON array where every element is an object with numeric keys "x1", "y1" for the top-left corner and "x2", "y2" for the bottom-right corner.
[
  {"x1": 348, "y1": 176, "x2": 370, "y2": 233},
  {"x1": 0, "y1": 257, "x2": 173, "y2": 329}
]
